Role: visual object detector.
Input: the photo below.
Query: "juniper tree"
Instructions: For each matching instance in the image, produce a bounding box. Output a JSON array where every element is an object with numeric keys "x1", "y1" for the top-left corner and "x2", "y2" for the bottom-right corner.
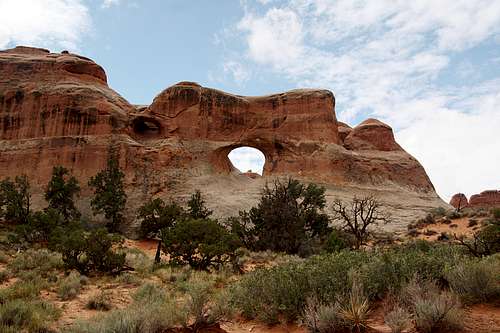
[
  {"x1": 0, "y1": 175, "x2": 31, "y2": 225},
  {"x1": 137, "y1": 198, "x2": 184, "y2": 263},
  {"x1": 45, "y1": 166, "x2": 80, "y2": 222},
  {"x1": 88, "y1": 156, "x2": 127, "y2": 232}
]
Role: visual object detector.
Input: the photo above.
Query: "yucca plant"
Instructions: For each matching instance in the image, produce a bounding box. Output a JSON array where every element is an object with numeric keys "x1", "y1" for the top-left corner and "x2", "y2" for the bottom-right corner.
[{"x1": 336, "y1": 279, "x2": 371, "y2": 333}]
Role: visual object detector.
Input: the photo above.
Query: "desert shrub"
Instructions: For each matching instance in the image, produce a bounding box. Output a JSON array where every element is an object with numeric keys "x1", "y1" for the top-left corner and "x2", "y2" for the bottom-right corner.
[
  {"x1": 0, "y1": 270, "x2": 9, "y2": 283},
  {"x1": 161, "y1": 218, "x2": 240, "y2": 270},
  {"x1": 8, "y1": 248, "x2": 63, "y2": 275},
  {"x1": 153, "y1": 266, "x2": 192, "y2": 284},
  {"x1": 234, "y1": 178, "x2": 330, "y2": 254},
  {"x1": 0, "y1": 252, "x2": 9, "y2": 263},
  {"x1": 468, "y1": 219, "x2": 478, "y2": 227},
  {"x1": 122, "y1": 247, "x2": 153, "y2": 276},
  {"x1": 0, "y1": 299, "x2": 59, "y2": 332},
  {"x1": 58, "y1": 271, "x2": 88, "y2": 300},
  {"x1": 402, "y1": 278, "x2": 462, "y2": 333},
  {"x1": 49, "y1": 227, "x2": 125, "y2": 274},
  {"x1": 133, "y1": 283, "x2": 168, "y2": 304},
  {"x1": 231, "y1": 261, "x2": 310, "y2": 324},
  {"x1": 114, "y1": 272, "x2": 141, "y2": 285},
  {"x1": 430, "y1": 207, "x2": 447, "y2": 218},
  {"x1": 491, "y1": 208, "x2": 500, "y2": 220},
  {"x1": 69, "y1": 300, "x2": 180, "y2": 333},
  {"x1": 446, "y1": 259, "x2": 500, "y2": 303},
  {"x1": 0, "y1": 279, "x2": 46, "y2": 303},
  {"x1": 454, "y1": 219, "x2": 500, "y2": 256},
  {"x1": 69, "y1": 285, "x2": 183, "y2": 333},
  {"x1": 407, "y1": 228, "x2": 420, "y2": 237},
  {"x1": 180, "y1": 278, "x2": 232, "y2": 331},
  {"x1": 302, "y1": 298, "x2": 344, "y2": 333},
  {"x1": 358, "y1": 244, "x2": 466, "y2": 299},
  {"x1": 384, "y1": 305, "x2": 411, "y2": 333},
  {"x1": 86, "y1": 291, "x2": 112, "y2": 311},
  {"x1": 323, "y1": 229, "x2": 352, "y2": 253},
  {"x1": 232, "y1": 243, "x2": 468, "y2": 323}
]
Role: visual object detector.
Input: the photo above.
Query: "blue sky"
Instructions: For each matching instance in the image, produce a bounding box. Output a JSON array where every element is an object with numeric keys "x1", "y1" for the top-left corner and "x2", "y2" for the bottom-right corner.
[{"x1": 1, "y1": 0, "x2": 500, "y2": 201}]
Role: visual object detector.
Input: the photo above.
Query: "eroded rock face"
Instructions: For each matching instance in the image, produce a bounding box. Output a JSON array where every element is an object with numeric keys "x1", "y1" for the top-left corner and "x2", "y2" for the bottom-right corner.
[
  {"x1": 0, "y1": 47, "x2": 447, "y2": 233},
  {"x1": 469, "y1": 191, "x2": 500, "y2": 208},
  {"x1": 344, "y1": 118, "x2": 402, "y2": 151},
  {"x1": 449, "y1": 191, "x2": 500, "y2": 209}
]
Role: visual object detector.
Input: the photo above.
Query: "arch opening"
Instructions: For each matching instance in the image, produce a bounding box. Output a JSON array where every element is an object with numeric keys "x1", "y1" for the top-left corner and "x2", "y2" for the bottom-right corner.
[
  {"x1": 131, "y1": 116, "x2": 162, "y2": 138},
  {"x1": 228, "y1": 146, "x2": 266, "y2": 178}
]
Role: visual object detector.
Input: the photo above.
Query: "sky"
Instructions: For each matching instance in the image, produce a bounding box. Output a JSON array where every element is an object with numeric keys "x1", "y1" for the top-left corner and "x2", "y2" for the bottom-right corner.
[{"x1": 1, "y1": 0, "x2": 499, "y2": 201}]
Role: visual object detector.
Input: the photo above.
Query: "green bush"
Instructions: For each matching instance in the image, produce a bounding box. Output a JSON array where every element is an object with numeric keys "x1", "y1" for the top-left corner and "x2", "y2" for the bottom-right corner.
[
  {"x1": 0, "y1": 270, "x2": 9, "y2": 283},
  {"x1": 323, "y1": 229, "x2": 352, "y2": 253},
  {"x1": 7, "y1": 248, "x2": 63, "y2": 275},
  {"x1": 302, "y1": 298, "x2": 344, "y2": 333},
  {"x1": 0, "y1": 299, "x2": 60, "y2": 332},
  {"x1": 68, "y1": 286, "x2": 183, "y2": 333},
  {"x1": 132, "y1": 283, "x2": 167, "y2": 304},
  {"x1": 58, "y1": 271, "x2": 88, "y2": 300},
  {"x1": 181, "y1": 278, "x2": 232, "y2": 331},
  {"x1": 49, "y1": 227, "x2": 125, "y2": 274},
  {"x1": 0, "y1": 279, "x2": 46, "y2": 303},
  {"x1": 86, "y1": 291, "x2": 112, "y2": 311},
  {"x1": 384, "y1": 305, "x2": 411, "y2": 333},
  {"x1": 491, "y1": 208, "x2": 500, "y2": 220},
  {"x1": 69, "y1": 300, "x2": 180, "y2": 333},
  {"x1": 446, "y1": 259, "x2": 500, "y2": 304},
  {"x1": 430, "y1": 207, "x2": 447, "y2": 218},
  {"x1": 402, "y1": 278, "x2": 463, "y2": 333},
  {"x1": 161, "y1": 218, "x2": 240, "y2": 270},
  {"x1": 231, "y1": 243, "x2": 469, "y2": 324}
]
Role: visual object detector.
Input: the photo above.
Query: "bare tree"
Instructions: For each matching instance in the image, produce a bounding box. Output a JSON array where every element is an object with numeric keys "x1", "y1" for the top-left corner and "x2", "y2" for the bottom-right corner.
[{"x1": 331, "y1": 196, "x2": 391, "y2": 249}]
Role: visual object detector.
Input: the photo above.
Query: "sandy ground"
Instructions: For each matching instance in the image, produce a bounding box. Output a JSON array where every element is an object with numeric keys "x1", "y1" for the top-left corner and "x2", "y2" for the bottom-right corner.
[{"x1": 418, "y1": 216, "x2": 481, "y2": 241}]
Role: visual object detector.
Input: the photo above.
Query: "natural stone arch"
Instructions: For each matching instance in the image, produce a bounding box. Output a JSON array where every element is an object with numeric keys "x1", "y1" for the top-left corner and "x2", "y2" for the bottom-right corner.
[
  {"x1": 209, "y1": 139, "x2": 285, "y2": 176},
  {"x1": 228, "y1": 146, "x2": 266, "y2": 176}
]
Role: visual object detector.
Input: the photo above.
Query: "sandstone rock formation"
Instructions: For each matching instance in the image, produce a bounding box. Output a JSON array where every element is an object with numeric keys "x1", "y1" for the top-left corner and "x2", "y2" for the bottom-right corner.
[
  {"x1": 450, "y1": 191, "x2": 500, "y2": 209},
  {"x1": 0, "y1": 46, "x2": 448, "y2": 233},
  {"x1": 450, "y1": 193, "x2": 468, "y2": 210}
]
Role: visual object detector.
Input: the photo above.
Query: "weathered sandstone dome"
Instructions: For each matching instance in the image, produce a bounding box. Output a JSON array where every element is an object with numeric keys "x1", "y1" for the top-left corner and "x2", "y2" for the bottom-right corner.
[
  {"x1": 450, "y1": 191, "x2": 500, "y2": 209},
  {"x1": 0, "y1": 47, "x2": 447, "y2": 233}
]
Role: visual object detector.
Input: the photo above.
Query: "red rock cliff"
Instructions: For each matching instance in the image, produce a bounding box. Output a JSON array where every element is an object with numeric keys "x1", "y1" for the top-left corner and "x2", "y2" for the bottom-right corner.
[{"x1": 0, "y1": 47, "x2": 446, "y2": 232}]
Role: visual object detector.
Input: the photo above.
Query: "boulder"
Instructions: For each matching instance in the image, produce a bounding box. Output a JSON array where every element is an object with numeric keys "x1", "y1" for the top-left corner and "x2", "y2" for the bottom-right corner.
[{"x1": 449, "y1": 193, "x2": 468, "y2": 210}]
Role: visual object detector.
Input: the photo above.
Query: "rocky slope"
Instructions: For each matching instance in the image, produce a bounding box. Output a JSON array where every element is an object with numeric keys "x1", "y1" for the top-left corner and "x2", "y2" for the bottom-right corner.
[{"x1": 0, "y1": 46, "x2": 447, "y2": 233}]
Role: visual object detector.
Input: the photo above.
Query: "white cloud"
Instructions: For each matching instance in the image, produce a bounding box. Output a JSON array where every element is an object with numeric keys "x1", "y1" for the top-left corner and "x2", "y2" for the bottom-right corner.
[
  {"x1": 0, "y1": 0, "x2": 91, "y2": 50},
  {"x1": 228, "y1": 147, "x2": 266, "y2": 175},
  {"x1": 223, "y1": 0, "x2": 500, "y2": 200},
  {"x1": 101, "y1": 0, "x2": 120, "y2": 8},
  {"x1": 223, "y1": 61, "x2": 251, "y2": 83}
]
